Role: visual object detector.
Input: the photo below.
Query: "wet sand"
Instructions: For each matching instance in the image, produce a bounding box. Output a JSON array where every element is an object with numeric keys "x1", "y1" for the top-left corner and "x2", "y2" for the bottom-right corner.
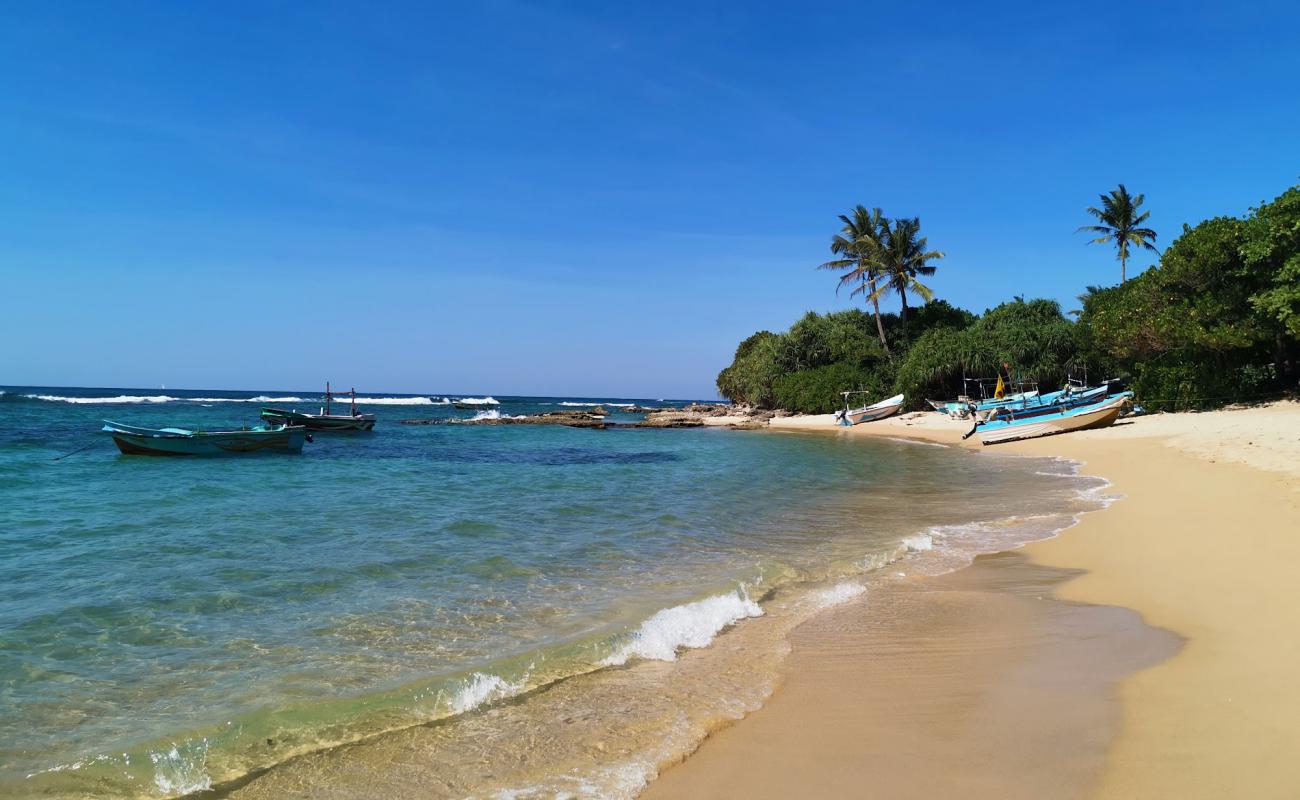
[
  {"x1": 653, "y1": 402, "x2": 1300, "y2": 799},
  {"x1": 644, "y1": 553, "x2": 1178, "y2": 800}
]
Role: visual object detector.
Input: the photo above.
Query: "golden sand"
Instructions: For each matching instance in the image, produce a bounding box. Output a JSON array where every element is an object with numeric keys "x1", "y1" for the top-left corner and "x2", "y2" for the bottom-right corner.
[{"x1": 649, "y1": 401, "x2": 1300, "y2": 799}]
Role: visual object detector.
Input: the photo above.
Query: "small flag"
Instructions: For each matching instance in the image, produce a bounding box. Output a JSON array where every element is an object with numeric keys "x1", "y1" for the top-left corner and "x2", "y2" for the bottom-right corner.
[{"x1": 994, "y1": 376, "x2": 1005, "y2": 399}]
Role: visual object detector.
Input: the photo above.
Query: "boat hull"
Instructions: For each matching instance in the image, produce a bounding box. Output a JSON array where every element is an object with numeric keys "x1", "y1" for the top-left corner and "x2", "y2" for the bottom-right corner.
[
  {"x1": 261, "y1": 408, "x2": 376, "y2": 432},
  {"x1": 104, "y1": 423, "x2": 308, "y2": 455},
  {"x1": 975, "y1": 386, "x2": 1108, "y2": 422},
  {"x1": 977, "y1": 395, "x2": 1128, "y2": 445},
  {"x1": 841, "y1": 394, "x2": 905, "y2": 425}
]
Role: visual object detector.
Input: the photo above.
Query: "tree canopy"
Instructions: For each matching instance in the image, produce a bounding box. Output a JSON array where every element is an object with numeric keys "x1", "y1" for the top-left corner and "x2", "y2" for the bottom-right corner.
[{"x1": 718, "y1": 183, "x2": 1300, "y2": 414}]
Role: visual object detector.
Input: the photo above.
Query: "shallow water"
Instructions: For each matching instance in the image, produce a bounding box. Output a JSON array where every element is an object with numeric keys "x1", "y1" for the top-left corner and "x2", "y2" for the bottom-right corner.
[{"x1": 0, "y1": 387, "x2": 1106, "y2": 797}]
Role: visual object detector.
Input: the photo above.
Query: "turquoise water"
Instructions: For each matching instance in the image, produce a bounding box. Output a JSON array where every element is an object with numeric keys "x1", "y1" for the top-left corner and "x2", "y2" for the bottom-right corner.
[{"x1": 0, "y1": 386, "x2": 1100, "y2": 798}]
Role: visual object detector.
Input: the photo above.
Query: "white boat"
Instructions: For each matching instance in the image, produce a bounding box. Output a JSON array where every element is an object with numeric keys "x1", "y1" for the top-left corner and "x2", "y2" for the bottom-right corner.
[
  {"x1": 970, "y1": 393, "x2": 1131, "y2": 445},
  {"x1": 837, "y1": 393, "x2": 905, "y2": 426}
]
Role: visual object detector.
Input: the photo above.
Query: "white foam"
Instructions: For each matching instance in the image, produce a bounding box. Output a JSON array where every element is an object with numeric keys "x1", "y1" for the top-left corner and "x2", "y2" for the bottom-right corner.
[
  {"x1": 602, "y1": 588, "x2": 762, "y2": 665},
  {"x1": 901, "y1": 533, "x2": 933, "y2": 552},
  {"x1": 808, "y1": 582, "x2": 866, "y2": 609},
  {"x1": 347, "y1": 396, "x2": 444, "y2": 405},
  {"x1": 27, "y1": 393, "x2": 446, "y2": 405},
  {"x1": 189, "y1": 395, "x2": 309, "y2": 403},
  {"x1": 471, "y1": 409, "x2": 525, "y2": 421},
  {"x1": 148, "y1": 740, "x2": 211, "y2": 795},
  {"x1": 26, "y1": 394, "x2": 181, "y2": 404},
  {"x1": 457, "y1": 396, "x2": 499, "y2": 405},
  {"x1": 860, "y1": 545, "x2": 908, "y2": 571},
  {"x1": 446, "y1": 672, "x2": 526, "y2": 715}
]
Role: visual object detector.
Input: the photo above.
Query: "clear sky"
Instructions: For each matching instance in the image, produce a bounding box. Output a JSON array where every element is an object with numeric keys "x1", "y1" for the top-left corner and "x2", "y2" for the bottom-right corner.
[{"x1": 2, "y1": 1, "x2": 1297, "y2": 398}]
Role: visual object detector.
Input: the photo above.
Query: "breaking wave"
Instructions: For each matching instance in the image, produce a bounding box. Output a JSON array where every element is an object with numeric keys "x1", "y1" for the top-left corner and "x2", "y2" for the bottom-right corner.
[
  {"x1": 456, "y1": 397, "x2": 499, "y2": 406},
  {"x1": 445, "y1": 672, "x2": 528, "y2": 715},
  {"x1": 348, "y1": 397, "x2": 445, "y2": 406},
  {"x1": 24, "y1": 394, "x2": 184, "y2": 404},
  {"x1": 601, "y1": 588, "x2": 762, "y2": 665},
  {"x1": 18, "y1": 393, "x2": 444, "y2": 405}
]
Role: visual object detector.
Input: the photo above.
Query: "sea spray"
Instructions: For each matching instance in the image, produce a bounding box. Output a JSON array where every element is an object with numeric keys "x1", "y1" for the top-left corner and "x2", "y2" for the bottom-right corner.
[
  {"x1": 446, "y1": 672, "x2": 529, "y2": 715},
  {"x1": 148, "y1": 740, "x2": 211, "y2": 795}
]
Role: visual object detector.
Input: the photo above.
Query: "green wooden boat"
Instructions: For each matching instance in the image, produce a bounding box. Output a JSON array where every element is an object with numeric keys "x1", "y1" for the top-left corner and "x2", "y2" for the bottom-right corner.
[
  {"x1": 103, "y1": 421, "x2": 309, "y2": 456},
  {"x1": 261, "y1": 383, "x2": 376, "y2": 432}
]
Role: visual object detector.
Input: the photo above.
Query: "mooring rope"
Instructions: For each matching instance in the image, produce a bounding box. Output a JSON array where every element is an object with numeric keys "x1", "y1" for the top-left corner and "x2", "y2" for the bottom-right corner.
[{"x1": 52, "y1": 440, "x2": 101, "y2": 461}]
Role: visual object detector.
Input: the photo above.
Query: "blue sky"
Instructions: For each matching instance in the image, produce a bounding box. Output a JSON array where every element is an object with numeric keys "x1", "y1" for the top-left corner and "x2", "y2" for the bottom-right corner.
[{"x1": 2, "y1": 1, "x2": 1297, "y2": 398}]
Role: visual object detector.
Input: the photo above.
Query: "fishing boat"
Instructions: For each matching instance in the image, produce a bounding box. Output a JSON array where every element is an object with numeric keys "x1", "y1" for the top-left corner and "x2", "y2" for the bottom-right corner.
[
  {"x1": 972, "y1": 383, "x2": 1108, "y2": 422},
  {"x1": 836, "y1": 392, "x2": 905, "y2": 426},
  {"x1": 103, "y1": 421, "x2": 309, "y2": 455},
  {"x1": 927, "y1": 377, "x2": 1040, "y2": 420},
  {"x1": 261, "y1": 383, "x2": 376, "y2": 432},
  {"x1": 453, "y1": 398, "x2": 497, "y2": 410},
  {"x1": 965, "y1": 392, "x2": 1132, "y2": 445}
]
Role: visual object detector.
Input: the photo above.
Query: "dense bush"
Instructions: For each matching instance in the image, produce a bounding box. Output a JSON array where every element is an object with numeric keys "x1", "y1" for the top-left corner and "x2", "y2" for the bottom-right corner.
[
  {"x1": 718, "y1": 183, "x2": 1300, "y2": 413},
  {"x1": 1076, "y1": 185, "x2": 1300, "y2": 409},
  {"x1": 894, "y1": 299, "x2": 1080, "y2": 403}
]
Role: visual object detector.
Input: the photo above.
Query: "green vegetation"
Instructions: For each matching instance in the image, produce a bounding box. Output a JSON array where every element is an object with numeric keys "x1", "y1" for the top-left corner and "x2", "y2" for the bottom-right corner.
[{"x1": 717, "y1": 184, "x2": 1300, "y2": 413}]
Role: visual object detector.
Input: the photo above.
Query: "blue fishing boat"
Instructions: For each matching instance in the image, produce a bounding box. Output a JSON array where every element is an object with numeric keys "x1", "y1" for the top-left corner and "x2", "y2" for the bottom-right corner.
[
  {"x1": 927, "y1": 377, "x2": 1040, "y2": 419},
  {"x1": 102, "y1": 421, "x2": 309, "y2": 456},
  {"x1": 974, "y1": 384, "x2": 1108, "y2": 422},
  {"x1": 965, "y1": 392, "x2": 1133, "y2": 445}
]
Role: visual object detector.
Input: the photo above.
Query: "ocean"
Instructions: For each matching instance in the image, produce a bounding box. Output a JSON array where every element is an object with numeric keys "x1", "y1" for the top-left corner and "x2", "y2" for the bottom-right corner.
[{"x1": 0, "y1": 386, "x2": 1108, "y2": 798}]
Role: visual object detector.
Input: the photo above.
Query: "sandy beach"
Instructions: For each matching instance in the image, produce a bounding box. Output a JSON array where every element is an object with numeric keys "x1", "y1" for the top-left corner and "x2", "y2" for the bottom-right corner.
[{"x1": 648, "y1": 401, "x2": 1300, "y2": 799}]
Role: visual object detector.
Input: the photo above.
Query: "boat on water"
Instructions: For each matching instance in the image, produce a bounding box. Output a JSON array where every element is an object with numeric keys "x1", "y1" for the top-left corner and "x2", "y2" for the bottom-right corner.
[
  {"x1": 261, "y1": 383, "x2": 376, "y2": 432},
  {"x1": 836, "y1": 392, "x2": 905, "y2": 426},
  {"x1": 453, "y1": 399, "x2": 497, "y2": 410},
  {"x1": 103, "y1": 421, "x2": 309, "y2": 456},
  {"x1": 965, "y1": 392, "x2": 1133, "y2": 445}
]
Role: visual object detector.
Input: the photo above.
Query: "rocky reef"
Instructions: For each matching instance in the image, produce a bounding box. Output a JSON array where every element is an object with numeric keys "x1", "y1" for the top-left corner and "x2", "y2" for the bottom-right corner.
[{"x1": 400, "y1": 403, "x2": 776, "y2": 430}]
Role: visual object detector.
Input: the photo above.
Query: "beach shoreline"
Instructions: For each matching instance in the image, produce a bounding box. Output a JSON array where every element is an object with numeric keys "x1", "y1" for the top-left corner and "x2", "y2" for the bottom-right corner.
[{"x1": 646, "y1": 401, "x2": 1300, "y2": 799}]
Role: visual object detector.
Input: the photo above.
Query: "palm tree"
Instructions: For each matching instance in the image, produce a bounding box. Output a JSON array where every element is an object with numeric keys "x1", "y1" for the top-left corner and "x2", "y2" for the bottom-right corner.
[
  {"x1": 1069, "y1": 284, "x2": 1106, "y2": 318},
  {"x1": 870, "y1": 217, "x2": 945, "y2": 341},
  {"x1": 1078, "y1": 184, "x2": 1158, "y2": 284},
  {"x1": 817, "y1": 205, "x2": 891, "y2": 356}
]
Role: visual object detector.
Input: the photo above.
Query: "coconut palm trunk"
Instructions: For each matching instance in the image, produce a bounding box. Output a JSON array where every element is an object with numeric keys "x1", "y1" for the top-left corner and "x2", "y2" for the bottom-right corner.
[
  {"x1": 899, "y1": 286, "x2": 909, "y2": 339},
  {"x1": 818, "y1": 205, "x2": 892, "y2": 357},
  {"x1": 869, "y1": 279, "x2": 889, "y2": 352},
  {"x1": 872, "y1": 217, "x2": 943, "y2": 345}
]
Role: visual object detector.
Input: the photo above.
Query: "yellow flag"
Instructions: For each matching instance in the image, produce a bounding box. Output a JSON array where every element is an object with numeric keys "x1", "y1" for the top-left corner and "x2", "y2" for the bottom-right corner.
[{"x1": 994, "y1": 376, "x2": 1005, "y2": 399}]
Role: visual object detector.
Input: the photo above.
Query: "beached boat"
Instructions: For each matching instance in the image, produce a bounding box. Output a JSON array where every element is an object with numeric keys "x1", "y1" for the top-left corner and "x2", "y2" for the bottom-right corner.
[
  {"x1": 927, "y1": 376, "x2": 1041, "y2": 419},
  {"x1": 972, "y1": 384, "x2": 1108, "y2": 422},
  {"x1": 930, "y1": 389, "x2": 1039, "y2": 419},
  {"x1": 261, "y1": 384, "x2": 375, "y2": 432},
  {"x1": 103, "y1": 421, "x2": 309, "y2": 455},
  {"x1": 836, "y1": 392, "x2": 905, "y2": 426},
  {"x1": 966, "y1": 393, "x2": 1132, "y2": 445}
]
